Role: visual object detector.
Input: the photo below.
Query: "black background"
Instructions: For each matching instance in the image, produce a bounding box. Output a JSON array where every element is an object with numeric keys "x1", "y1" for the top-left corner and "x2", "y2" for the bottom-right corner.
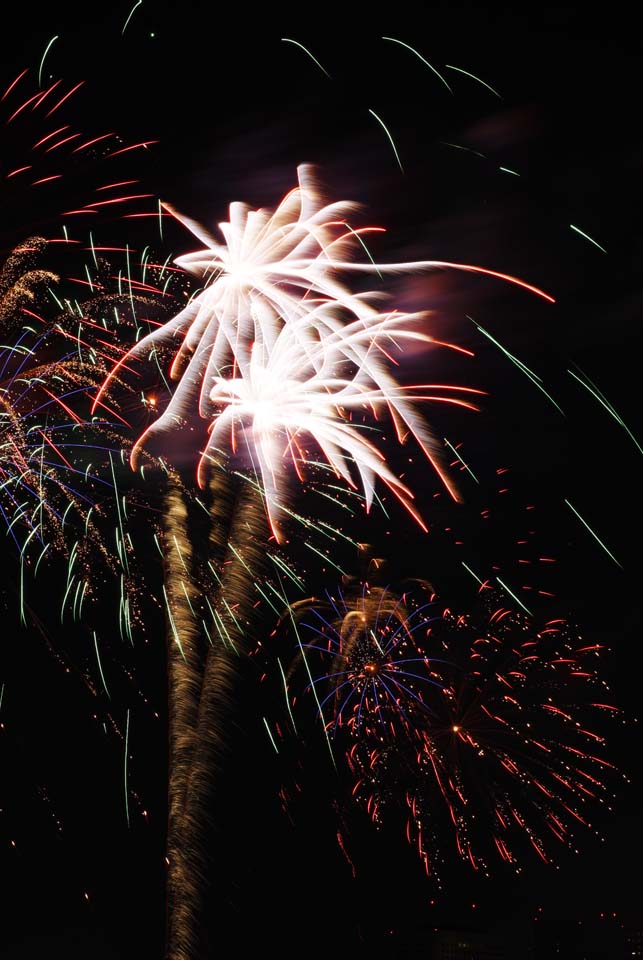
[{"x1": 1, "y1": 3, "x2": 641, "y2": 957}]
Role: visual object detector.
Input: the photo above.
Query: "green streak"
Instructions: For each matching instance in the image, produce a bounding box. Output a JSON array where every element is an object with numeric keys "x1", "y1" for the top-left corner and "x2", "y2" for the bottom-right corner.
[
  {"x1": 444, "y1": 63, "x2": 501, "y2": 97},
  {"x1": 383, "y1": 37, "x2": 452, "y2": 93},
  {"x1": 444, "y1": 437, "x2": 479, "y2": 483},
  {"x1": 124, "y1": 709, "x2": 130, "y2": 827},
  {"x1": 564, "y1": 499, "x2": 622, "y2": 568},
  {"x1": 93, "y1": 631, "x2": 111, "y2": 699},
  {"x1": 569, "y1": 224, "x2": 607, "y2": 254},
  {"x1": 262, "y1": 717, "x2": 280, "y2": 754},
  {"x1": 162, "y1": 584, "x2": 186, "y2": 659},
  {"x1": 122, "y1": 0, "x2": 142, "y2": 35},
  {"x1": 470, "y1": 318, "x2": 564, "y2": 415},
  {"x1": 439, "y1": 141, "x2": 487, "y2": 160},
  {"x1": 568, "y1": 367, "x2": 643, "y2": 456},
  {"x1": 281, "y1": 38, "x2": 330, "y2": 78},
  {"x1": 278, "y1": 657, "x2": 297, "y2": 734},
  {"x1": 369, "y1": 109, "x2": 404, "y2": 173},
  {"x1": 38, "y1": 35, "x2": 58, "y2": 88},
  {"x1": 496, "y1": 577, "x2": 532, "y2": 616},
  {"x1": 461, "y1": 560, "x2": 483, "y2": 585},
  {"x1": 286, "y1": 604, "x2": 336, "y2": 769}
]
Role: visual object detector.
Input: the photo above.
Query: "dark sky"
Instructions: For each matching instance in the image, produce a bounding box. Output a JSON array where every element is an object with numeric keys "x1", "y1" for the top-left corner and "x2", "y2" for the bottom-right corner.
[{"x1": 1, "y1": 3, "x2": 642, "y2": 958}]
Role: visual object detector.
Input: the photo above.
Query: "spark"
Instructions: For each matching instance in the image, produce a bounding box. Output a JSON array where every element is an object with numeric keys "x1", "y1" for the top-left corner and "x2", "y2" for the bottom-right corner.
[
  {"x1": 495, "y1": 576, "x2": 532, "y2": 615},
  {"x1": 568, "y1": 367, "x2": 643, "y2": 456},
  {"x1": 563, "y1": 499, "x2": 622, "y2": 569},
  {"x1": 263, "y1": 717, "x2": 280, "y2": 753},
  {"x1": 461, "y1": 560, "x2": 483, "y2": 584},
  {"x1": 569, "y1": 224, "x2": 607, "y2": 254},
  {"x1": 444, "y1": 64, "x2": 502, "y2": 98},
  {"x1": 444, "y1": 437, "x2": 479, "y2": 483},
  {"x1": 470, "y1": 318, "x2": 564, "y2": 414},
  {"x1": 124, "y1": 708, "x2": 130, "y2": 827},
  {"x1": 122, "y1": 0, "x2": 143, "y2": 34},
  {"x1": 368, "y1": 108, "x2": 404, "y2": 173},
  {"x1": 93, "y1": 631, "x2": 110, "y2": 699},
  {"x1": 38, "y1": 36, "x2": 59, "y2": 89},
  {"x1": 281, "y1": 38, "x2": 331, "y2": 78},
  {"x1": 382, "y1": 37, "x2": 453, "y2": 93}
]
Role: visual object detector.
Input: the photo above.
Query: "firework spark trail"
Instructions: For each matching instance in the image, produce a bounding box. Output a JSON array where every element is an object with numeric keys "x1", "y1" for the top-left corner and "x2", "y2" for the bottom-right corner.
[
  {"x1": 368, "y1": 109, "x2": 404, "y2": 172},
  {"x1": 563, "y1": 498, "x2": 622, "y2": 568},
  {"x1": 382, "y1": 37, "x2": 453, "y2": 93},
  {"x1": 469, "y1": 317, "x2": 564, "y2": 414},
  {"x1": 444, "y1": 64, "x2": 502, "y2": 98},
  {"x1": 569, "y1": 223, "x2": 607, "y2": 253},
  {"x1": 568, "y1": 366, "x2": 643, "y2": 456},
  {"x1": 281, "y1": 38, "x2": 331, "y2": 78},
  {"x1": 122, "y1": 0, "x2": 143, "y2": 35}
]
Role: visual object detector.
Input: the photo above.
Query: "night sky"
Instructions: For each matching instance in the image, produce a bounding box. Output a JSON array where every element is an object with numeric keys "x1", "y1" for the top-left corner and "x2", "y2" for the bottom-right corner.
[{"x1": 1, "y1": 4, "x2": 641, "y2": 958}]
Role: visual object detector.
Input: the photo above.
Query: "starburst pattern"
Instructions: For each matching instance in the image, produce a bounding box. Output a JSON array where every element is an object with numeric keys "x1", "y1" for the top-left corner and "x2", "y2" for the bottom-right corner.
[{"x1": 93, "y1": 165, "x2": 552, "y2": 502}]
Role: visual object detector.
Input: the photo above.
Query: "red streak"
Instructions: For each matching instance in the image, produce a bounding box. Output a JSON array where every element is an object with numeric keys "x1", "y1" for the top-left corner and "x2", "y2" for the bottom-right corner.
[{"x1": 46, "y1": 81, "x2": 85, "y2": 117}]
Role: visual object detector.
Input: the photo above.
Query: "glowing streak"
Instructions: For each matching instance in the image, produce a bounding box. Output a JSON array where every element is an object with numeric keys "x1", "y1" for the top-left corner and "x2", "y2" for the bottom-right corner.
[
  {"x1": 382, "y1": 37, "x2": 453, "y2": 93},
  {"x1": 568, "y1": 367, "x2": 643, "y2": 456},
  {"x1": 46, "y1": 81, "x2": 84, "y2": 118},
  {"x1": 471, "y1": 319, "x2": 563, "y2": 412},
  {"x1": 287, "y1": 605, "x2": 336, "y2": 767},
  {"x1": 124, "y1": 709, "x2": 130, "y2": 827},
  {"x1": 444, "y1": 64, "x2": 501, "y2": 98},
  {"x1": 569, "y1": 224, "x2": 607, "y2": 254},
  {"x1": 368, "y1": 108, "x2": 404, "y2": 173},
  {"x1": 277, "y1": 657, "x2": 297, "y2": 732},
  {"x1": 281, "y1": 38, "x2": 330, "y2": 77},
  {"x1": 2, "y1": 69, "x2": 28, "y2": 101},
  {"x1": 461, "y1": 560, "x2": 483, "y2": 584},
  {"x1": 444, "y1": 437, "x2": 479, "y2": 483},
  {"x1": 122, "y1": 0, "x2": 143, "y2": 34},
  {"x1": 38, "y1": 36, "x2": 58, "y2": 88},
  {"x1": 563, "y1": 499, "x2": 622, "y2": 569},
  {"x1": 93, "y1": 631, "x2": 110, "y2": 698},
  {"x1": 441, "y1": 141, "x2": 487, "y2": 159},
  {"x1": 495, "y1": 577, "x2": 532, "y2": 615},
  {"x1": 263, "y1": 717, "x2": 279, "y2": 753}
]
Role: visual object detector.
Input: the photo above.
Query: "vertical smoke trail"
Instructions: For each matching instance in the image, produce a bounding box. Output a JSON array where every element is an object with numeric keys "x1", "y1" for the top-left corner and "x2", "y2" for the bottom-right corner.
[
  {"x1": 162, "y1": 476, "x2": 204, "y2": 960},
  {"x1": 164, "y1": 478, "x2": 269, "y2": 960}
]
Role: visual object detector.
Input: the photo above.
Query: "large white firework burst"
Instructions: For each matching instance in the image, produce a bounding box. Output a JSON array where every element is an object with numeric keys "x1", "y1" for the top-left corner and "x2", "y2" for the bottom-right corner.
[
  {"x1": 204, "y1": 311, "x2": 482, "y2": 540},
  {"x1": 94, "y1": 165, "x2": 552, "y2": 502}
]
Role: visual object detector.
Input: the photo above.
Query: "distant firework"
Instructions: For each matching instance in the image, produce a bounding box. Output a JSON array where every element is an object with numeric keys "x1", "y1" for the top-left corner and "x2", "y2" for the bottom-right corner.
[{"x1": 289, "y1": 580, "x2": 623, "y2": 881}]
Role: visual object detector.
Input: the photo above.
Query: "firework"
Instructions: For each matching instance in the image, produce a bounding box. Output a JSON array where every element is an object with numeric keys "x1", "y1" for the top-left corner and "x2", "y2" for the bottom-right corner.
[
  {"x1": 93, "y1": 164, "x2": 552, "y2": 494},
  {"x1": 204, "y1": 310, "x2": 483, "y2": 540},
  {"x1": 288, "y1": 579, "x2": 442, "y2": 741},
  {"x1": 289, "y1": 581, "x2": 622, "y2": 881}
]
